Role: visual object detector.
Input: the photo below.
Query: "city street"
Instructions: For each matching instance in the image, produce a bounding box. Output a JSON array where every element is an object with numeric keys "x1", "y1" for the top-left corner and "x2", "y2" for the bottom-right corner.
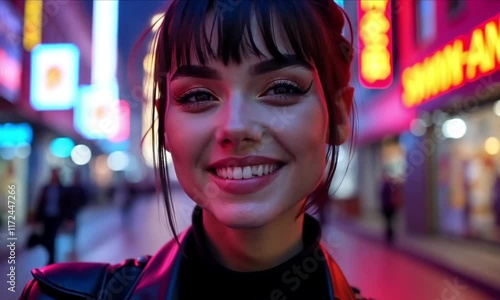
[{"x1": 2, "y1": 189, "x2": 495, "y2": 300}]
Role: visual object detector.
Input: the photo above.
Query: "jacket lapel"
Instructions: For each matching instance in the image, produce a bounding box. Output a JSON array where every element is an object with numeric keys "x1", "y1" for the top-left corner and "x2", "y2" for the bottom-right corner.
[
  {"x1": 320, "y1": 243, "x2": 357, "y2": 300},
  {"x1": 130, "y1": 228, "x2": 192, "y2": 300}
]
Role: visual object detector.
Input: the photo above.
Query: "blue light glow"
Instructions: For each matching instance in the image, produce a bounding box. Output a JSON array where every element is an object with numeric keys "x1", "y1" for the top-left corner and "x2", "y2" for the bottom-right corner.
[
  {"x1": 0, "y1": 123, "x2": 33, "y2": 147},
  {"x1": 49, "y1": 137, "x2": 75, "y2": 158},
  {"x1": 334, "y1": 0, "x2": 344, "y2": 8}
]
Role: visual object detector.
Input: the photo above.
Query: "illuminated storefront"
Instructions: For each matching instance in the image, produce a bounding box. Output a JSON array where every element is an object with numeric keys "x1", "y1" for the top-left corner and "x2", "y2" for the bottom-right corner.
[
  {"x1": 435, "y1": 104, "x2": 500, "y2": 242},
  {"x1": 401, "y1": 12, "x2": 500, "y2": 243},
  {"x1": 405, "y1": 11, "x2": 500, "y2": 243}
]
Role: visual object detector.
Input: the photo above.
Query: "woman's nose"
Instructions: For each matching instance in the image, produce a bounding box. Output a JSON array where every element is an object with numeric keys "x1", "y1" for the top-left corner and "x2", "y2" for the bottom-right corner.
[{"x1": 215, "y1": 94, "x2": 263, "y2": 150}]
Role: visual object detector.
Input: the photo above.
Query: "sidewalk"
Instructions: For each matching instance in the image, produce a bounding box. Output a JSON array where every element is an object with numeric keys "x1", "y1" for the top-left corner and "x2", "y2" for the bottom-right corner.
[
  {"x1": 0, "y1": 203, "x2": 123, "y2": 300},
  {"x1": 328, "y1": 209, "x2": 500, "y2": 297},
  {"x1": 0, "y1": 204, "x2": 120, "y2": 259}
]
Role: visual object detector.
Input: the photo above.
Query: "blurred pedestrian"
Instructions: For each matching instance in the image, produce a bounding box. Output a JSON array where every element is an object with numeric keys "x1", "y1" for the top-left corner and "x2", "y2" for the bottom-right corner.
[
  {"x1": 380, "y1": 175, "x2": 401, "y2": 244},
  {"x1": 34, "y1": 168, "x2": 70, "y2": 265},
  {"x1": 62, "y1": 170, "x2": 88, "y2": 254},
  {"x1": 493, "y1": 172, "x2": 500, "y2": 228}
]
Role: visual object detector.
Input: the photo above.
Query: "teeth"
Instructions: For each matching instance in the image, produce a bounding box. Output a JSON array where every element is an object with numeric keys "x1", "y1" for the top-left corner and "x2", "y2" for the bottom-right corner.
[
  {"x1": 234, "y1": 167, "x2": 243, "y2": 179},
  {"x1": 257, "y1": 165, "x2": 263, "y2": 176},
  {"x1": 243, "y1": 166, "x2": 252, "y2": 179},
  {"x1": 214, "y1": 164, "x2": 280, "y2": 179}
]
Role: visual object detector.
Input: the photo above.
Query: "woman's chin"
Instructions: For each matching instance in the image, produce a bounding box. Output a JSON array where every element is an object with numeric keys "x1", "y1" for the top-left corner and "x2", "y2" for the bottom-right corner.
[{"x1": 208, "y1": 204, "x2": 276, "y2": 230}]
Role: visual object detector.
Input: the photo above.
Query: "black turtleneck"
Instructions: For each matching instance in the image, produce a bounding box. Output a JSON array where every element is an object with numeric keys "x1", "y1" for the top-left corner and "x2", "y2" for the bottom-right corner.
[{"x1": 176, "y1": 206, "x2": 331, "y2": 300}]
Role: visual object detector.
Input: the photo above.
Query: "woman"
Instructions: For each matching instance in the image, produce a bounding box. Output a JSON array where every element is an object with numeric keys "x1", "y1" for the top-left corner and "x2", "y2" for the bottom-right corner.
[{"x1": 21, "y1": 0, "x2": 362, "y2": 299}]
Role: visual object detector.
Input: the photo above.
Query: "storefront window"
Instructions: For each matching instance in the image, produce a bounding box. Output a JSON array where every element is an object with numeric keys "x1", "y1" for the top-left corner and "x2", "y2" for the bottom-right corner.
[{"x1": 436, "y1": 104, "x2": 500, "y2": 243}]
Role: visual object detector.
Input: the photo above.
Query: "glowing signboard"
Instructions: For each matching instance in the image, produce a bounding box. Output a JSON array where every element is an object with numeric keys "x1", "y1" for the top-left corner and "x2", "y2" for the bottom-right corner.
[
  {"x1": 358, "y1": 0, "x2": 393, "y2": 89},
  {"x1": 74, "y1": 85, "x2": 119, "y2": 140},
  {"x1": 30, "y1": 44, "x2": 80, "y2": 110},
  {"x1": 402, "y1": 14, "x2": 500, "y2": 107}
]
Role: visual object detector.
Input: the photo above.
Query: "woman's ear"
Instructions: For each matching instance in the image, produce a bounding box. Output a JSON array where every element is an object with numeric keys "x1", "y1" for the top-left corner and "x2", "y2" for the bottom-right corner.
[{"x1": 331, "y1": 86, "x2": 354, "y2": 145}]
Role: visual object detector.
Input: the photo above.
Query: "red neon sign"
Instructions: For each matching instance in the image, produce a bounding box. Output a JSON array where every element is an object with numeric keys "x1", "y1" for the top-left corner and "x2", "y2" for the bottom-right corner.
[{"x1": 358, "y1": 0, "x2": 394, "y2": 89}]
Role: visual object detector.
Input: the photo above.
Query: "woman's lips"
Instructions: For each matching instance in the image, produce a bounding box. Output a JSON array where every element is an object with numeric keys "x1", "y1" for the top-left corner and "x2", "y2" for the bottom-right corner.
[
  {"x1": 211, "y1": 163, "x2": 282, "y2": 179},
  {"x1": 208, "y1": 164, "x2": 285, "y2": 195}
]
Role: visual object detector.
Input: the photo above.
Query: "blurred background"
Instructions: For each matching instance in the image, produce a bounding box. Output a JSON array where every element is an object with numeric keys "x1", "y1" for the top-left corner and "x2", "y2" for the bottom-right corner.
[{"x1": 0, "y1": 0, "x2": 499, "y2": 299}]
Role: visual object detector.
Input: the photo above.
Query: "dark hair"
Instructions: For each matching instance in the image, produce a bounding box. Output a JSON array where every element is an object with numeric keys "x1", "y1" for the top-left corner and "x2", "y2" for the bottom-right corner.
[{"x1": 149, "y1": 0, "x2": 355, "y2": 240}]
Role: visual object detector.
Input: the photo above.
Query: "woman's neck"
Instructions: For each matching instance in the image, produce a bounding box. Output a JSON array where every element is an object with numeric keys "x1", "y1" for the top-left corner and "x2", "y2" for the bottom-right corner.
[{"x1": 202, "y1": 205, "x2": 305, "y2": 272}]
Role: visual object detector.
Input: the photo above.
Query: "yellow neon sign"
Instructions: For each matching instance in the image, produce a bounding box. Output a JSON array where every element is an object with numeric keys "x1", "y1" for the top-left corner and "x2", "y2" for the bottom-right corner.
[
  {"x1": 358, "y1": 0, "x2": 393, "y2": 89},
  {"x1": 402, "y1": 15, "x2": 500, "y2": 107},
  {"x1": 23, "y1": 0, "x2": 43, "y2": 51}
]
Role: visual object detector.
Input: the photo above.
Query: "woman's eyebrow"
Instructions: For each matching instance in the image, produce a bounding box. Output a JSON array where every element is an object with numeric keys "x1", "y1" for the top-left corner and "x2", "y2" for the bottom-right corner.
[
  {"x1": 169, "y1": 55, "x2": 312, "y2": 81},
  {"x1": 248, "y1": 55, "x2": 313, "y2": 75},
  {"x1": 170, "y1": 65, "x2": 222, "y2": 81}
]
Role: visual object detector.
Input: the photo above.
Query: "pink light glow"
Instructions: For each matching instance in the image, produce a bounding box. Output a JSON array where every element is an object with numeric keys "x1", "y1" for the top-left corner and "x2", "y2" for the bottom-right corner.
[
  {"x1": 0, "y1": 49, "x2": 21, "y2": 92},
  {"x1": 109, "y1": 100, "x2": 130, "y2": 142}
]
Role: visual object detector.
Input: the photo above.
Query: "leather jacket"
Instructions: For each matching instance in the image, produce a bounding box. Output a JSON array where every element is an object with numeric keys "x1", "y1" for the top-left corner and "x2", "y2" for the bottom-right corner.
[{"x1": 21, "y1": 226, "x2": 357, "y2": 300}]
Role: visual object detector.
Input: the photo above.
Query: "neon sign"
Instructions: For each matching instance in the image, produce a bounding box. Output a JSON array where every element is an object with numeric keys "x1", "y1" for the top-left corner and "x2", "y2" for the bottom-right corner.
[
  {"x1": 23, "y1": 0, "x2": 43, "y2": 51},
  {"x1": 30, "y1": 44, "x2": 80, "y2": 110},
  {"x1": 358, "y1": 0, "x2": 393, "y2": 89},
  {"x1": 402, "y1": 14, "x2": 500, "y2": 107},
  {"x1": 74, "y1": 85, "x2": 120, "y2": 140}
]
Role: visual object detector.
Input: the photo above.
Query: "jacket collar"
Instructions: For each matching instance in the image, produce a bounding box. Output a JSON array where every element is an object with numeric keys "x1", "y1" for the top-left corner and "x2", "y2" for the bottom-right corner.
[{"x1": 130, "y1": 214, "x2": 356, "y2": 300}]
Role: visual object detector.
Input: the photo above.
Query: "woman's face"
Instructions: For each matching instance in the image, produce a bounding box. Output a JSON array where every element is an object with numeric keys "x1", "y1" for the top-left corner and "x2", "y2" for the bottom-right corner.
[{"x1": 164, "y1": 16, "x2": 329, "y2": 229}]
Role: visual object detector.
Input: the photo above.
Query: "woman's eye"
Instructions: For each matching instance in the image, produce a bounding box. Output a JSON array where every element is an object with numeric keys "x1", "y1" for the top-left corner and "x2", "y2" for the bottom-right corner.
[
  {"x1": 270, "y1": 85, "x2": 297, "y2": 95},
  {"x1": 262, "y1": 80, "x2": 312, "y2": 99},
  {"x1": 178, "y1": 91, "x2": 216, "y2": 103},
  {"x1": 173, "y1": 89, "x2": 218, "y2": 111}
]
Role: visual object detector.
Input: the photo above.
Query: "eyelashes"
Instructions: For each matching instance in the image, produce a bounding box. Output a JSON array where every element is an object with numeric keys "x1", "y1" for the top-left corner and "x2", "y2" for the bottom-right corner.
[
  {"x1": 172, "y1": 79, "x2": 313, "y2": 111},
  {"x1": 260, "y1": 79, "x2": 313, "y2": 99}
]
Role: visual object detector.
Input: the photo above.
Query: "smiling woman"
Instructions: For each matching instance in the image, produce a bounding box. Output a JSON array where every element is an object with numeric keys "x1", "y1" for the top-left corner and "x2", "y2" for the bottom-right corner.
[{"x1": 21, "y1": 1, "x2": 363, "y2": 300}]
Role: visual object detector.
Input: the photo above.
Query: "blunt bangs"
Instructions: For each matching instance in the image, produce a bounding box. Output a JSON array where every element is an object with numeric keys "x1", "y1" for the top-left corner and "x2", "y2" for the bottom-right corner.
[{"x1": 159, "y1": 0, "x2": 340, "y2": 72}]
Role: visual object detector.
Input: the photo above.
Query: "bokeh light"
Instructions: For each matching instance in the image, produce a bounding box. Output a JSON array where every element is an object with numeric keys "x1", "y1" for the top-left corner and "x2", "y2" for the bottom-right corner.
[
  {"x1": 442, "y1": 118, "x2": 467, "y2": 139},
  {"x1": 484, "y1": 137, "x2": 500, "y2": 155},
  {"x1": 71, "y1": 144, "x2": 92, "y2": 165},
  {"x1": 107, "y1": 151, "x2": 129, "y2": 171},
  {"x1": 49, "y1": 137, "x2": 75, "y2": 158},
  {"x1": 494, "y1": 100, "x2": 500, "y2": 117}
]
